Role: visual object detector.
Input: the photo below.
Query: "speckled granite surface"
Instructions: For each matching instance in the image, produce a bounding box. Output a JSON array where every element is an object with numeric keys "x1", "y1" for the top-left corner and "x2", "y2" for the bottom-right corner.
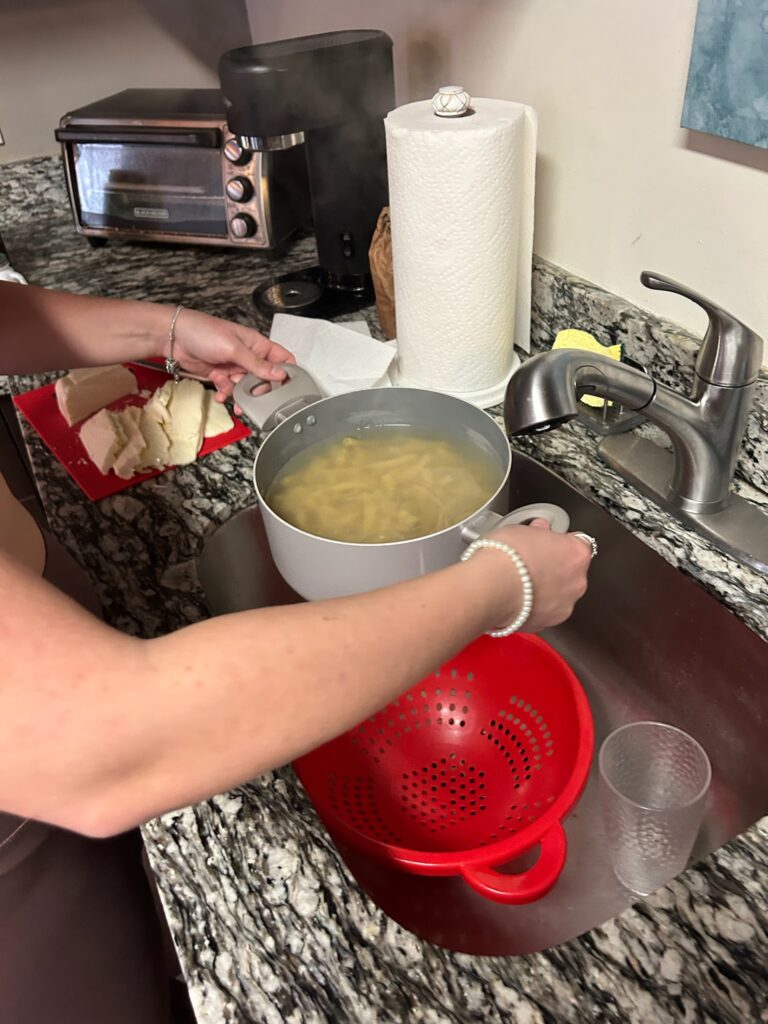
[{"x1": 1, "y1": 157, "x2": 766, "y2": 1024}]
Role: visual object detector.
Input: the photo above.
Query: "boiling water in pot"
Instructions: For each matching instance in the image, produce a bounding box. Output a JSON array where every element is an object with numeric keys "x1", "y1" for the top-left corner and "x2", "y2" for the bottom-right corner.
[{"x1": 266, "y1": 427, "x2": 503, "y2": 543}]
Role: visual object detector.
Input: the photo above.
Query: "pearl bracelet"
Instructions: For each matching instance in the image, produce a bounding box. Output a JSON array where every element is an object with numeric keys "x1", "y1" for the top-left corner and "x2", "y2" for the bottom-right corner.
[
  {"x1": 460, "y1": 539, "x2": 534, "y2": 637},
  {"x1": 165, "y1": 303, "x2": 184, "y2": 382}
]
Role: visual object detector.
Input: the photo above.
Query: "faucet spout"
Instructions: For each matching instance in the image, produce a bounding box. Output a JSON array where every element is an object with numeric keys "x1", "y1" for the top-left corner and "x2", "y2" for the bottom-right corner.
[
  {"x1": 505, "y1": 350, "x2": 655, "y2": 436},
  {"x1": 505, "y1": 348, "x2": 754, "y2": 513}
]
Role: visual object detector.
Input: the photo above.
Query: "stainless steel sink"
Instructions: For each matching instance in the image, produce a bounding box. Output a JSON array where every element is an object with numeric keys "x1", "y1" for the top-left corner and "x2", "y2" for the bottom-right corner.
[{"x1": 198, "y1": 450, "x2": 768, "y2": 955}]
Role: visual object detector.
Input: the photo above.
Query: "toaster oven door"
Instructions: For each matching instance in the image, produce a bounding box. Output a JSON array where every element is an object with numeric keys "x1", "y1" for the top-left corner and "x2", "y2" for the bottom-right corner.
[{"x1": 70, "y1": 141, "x2": 227, "y2": 237}]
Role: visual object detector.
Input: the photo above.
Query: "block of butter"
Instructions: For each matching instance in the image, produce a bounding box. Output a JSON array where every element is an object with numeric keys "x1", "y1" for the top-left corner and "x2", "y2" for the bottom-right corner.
[
  {"x1": 78, "y1": 378, "x2": 235, "y2": 480},
  {"x1": 55, "y1": 364, "x2": 138, "y2": 426}
]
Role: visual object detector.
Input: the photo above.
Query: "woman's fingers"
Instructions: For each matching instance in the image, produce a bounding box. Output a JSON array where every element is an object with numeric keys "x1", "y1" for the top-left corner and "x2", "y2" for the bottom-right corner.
[
  {"x1": 527, "y1": 518, "x2": 552, "y2": 530},
  {"x1": 236, "y1": 327, "x2": 296, "y2": 372},
  {"x1": 209, "y1": 370, "x2": 234, "y2": 399},
  {"x1": 238, "y1": 350, "x2": 289, "y2": 381},
  {"x1": 262, "y1": 339, "x2": 296, "y2": 365}
]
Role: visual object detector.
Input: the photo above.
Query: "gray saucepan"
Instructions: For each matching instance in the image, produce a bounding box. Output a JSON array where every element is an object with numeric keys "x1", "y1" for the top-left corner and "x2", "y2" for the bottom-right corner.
[{"x1": 233, "y1": 366, "x2": 569, "y2": 600}]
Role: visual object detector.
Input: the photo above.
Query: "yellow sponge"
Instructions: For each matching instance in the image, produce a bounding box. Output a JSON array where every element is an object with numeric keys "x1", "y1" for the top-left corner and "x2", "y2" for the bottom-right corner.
[{"x1": 552, "y1": 329, "x2": 622, "y2": 408}]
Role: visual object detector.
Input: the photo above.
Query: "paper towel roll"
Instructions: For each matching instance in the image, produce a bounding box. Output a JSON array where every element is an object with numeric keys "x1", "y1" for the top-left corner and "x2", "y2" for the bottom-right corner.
[{"x1": 385, "y1": 96, "x2": 536, "y2": 406}]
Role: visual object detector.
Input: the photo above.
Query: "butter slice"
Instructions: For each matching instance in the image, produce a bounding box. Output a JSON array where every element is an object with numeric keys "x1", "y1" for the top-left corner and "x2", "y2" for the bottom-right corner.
[
  {"x1": 139, "y1": 405, "x2": 171, "y2": 470},
  {"x1": 112, "y1": 406, "x2": 147, "y2": 479},
  {"x1": 79, "y1": 408, "x2": 126, "y2": 474},
  {"x1": 79, "y1": 405, "x2": 145, "y2": 478},
  {"x1": 166, "y1": 379, "x2": 206, "y2": 465},
  {"x1": 55, "y1": 365, "x2": 138, "y2": 426},
  {"x1": 144, "y1": 380, "x2": 173, "y2": 427},
  {"x1": 140, "y1": 382, "x2": 173, "y2": 470},
  {"x1": 202, "y1": 390, "x2": 234, "y2": 438}
]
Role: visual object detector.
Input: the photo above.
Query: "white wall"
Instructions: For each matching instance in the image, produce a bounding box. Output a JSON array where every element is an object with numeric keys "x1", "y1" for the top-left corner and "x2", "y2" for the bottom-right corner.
[
  {"x1": 247, "y1": 0, "x2": 768, "y2": 354},
  {"x1": 0, "y1": 0, "x2": 249, "y2": 166}
]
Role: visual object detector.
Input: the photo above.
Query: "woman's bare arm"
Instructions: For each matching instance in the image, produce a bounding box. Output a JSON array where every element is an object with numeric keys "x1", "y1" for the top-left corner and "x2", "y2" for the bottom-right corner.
[
  {"x1": 0, "y1": 282, "x2": 292, "y2": 393},
  {"x1": 0, "y1": 526, "x2": 589, "y2": 837},
  {"x1": 0, "y1": 281, "x2": 168, "y2": 373}
]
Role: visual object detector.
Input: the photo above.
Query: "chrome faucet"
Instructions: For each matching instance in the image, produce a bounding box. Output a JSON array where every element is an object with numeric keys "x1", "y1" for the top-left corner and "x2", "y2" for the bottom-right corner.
[{"x1": 505, "y1": 271, "x2": 768, "y2": 572}]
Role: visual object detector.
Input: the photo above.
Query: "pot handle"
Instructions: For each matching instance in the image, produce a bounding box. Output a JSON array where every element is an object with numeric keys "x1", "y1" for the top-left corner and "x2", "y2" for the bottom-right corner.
[
  {"x1": 233, "y1": 364, "x2": 323, "y2": 433},
  {"x1": 461, "y1": 502, "x2": 570, "y2": 544},
  {"x1": 459, "y1": 822, "x2": 567, "y2": 905}
]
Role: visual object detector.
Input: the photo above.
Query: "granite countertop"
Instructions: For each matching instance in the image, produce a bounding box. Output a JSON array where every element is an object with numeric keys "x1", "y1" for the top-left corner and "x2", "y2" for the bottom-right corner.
[{"x1": 1, "y1": 157, "x2": 766, "y2": 1024}]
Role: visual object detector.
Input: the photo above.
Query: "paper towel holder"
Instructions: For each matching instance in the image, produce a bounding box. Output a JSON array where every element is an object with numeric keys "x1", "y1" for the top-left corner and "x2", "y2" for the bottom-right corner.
[{"x1": 385, "y1": 94, "x2": 537, "y2": 407}]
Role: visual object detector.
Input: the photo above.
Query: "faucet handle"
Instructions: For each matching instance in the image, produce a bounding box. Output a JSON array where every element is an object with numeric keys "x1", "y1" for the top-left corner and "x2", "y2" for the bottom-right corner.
[{"x1": 641, "y1": 271, "x2": 763, "y2": 387}]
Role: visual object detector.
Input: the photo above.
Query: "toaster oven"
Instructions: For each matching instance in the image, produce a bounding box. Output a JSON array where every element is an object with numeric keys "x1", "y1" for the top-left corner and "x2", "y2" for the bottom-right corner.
[{"x1": 56, "y1": 89, "x2": 309, "y2": 249}]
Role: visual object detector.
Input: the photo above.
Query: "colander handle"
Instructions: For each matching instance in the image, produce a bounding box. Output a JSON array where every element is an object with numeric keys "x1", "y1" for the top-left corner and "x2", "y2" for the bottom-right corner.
[{"x1": 459, "y1": 822, "x2": 567, "y2": 905}]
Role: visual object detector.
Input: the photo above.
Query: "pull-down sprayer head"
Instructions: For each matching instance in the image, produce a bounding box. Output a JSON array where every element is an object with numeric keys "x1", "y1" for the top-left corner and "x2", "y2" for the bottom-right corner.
[{"x1": 504, "y1": 350, "x2": 655, "y2": 436}]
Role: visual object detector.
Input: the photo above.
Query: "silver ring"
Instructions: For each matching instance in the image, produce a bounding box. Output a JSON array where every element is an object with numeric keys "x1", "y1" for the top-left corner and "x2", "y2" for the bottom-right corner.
[{"x1": 573, "y1": 531, "x2": 598, "y2": 559}]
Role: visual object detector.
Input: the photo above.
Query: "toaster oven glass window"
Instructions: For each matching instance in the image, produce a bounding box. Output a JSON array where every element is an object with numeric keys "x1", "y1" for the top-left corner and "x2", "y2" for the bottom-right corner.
[{"x1": 72, "y1": 143, "x2": 227, "y2": 236}]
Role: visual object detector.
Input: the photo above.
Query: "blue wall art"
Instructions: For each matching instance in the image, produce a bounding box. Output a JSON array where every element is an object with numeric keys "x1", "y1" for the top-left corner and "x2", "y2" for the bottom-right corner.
[{"x1": 682, "y1": 0, "x2": 768, "y2": 150}]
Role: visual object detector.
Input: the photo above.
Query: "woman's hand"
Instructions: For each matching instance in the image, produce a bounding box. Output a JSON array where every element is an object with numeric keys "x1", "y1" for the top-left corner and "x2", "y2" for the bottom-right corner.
[
  {"x1": 468, "y1": 519, "x2": 592, "y2": 634},
  {"x1": 0, "y1": 284, "x2": 298, "y2": 382},
  {"x1": 169, "y1": 307, "x2": 295, "y2": 402}
]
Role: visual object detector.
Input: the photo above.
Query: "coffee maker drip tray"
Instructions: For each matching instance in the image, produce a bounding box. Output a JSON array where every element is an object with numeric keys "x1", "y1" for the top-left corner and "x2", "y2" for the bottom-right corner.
[{"x1": 253, "y1": 266, "x2": 374, "y2": 319}]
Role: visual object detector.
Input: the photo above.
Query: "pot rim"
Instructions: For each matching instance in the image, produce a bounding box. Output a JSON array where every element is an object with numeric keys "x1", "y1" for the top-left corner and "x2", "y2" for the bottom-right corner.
[{"x1": 252, "y1": 389, "x2": 512, "y2": 548}]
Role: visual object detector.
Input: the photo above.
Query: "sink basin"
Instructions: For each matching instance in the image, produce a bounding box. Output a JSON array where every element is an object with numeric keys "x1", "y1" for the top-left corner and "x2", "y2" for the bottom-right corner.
[{"x1": 198, "y1": 450, "x2": 768, "y2": 955}]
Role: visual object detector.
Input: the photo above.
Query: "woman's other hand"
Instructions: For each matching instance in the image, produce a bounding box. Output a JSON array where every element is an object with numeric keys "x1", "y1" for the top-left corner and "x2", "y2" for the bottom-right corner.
[
  {"x1": 169, "y1": 307, "x2": 295, "y2": 402},
  {"x1": 469, "y1": 518, "x2": 592, "y2": 634}
]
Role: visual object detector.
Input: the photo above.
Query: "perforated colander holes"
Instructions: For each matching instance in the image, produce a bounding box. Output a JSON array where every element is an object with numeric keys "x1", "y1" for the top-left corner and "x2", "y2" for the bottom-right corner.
[
  {"x1": 499, "y1": 708, "x2": 555, "y2": 765},
  {"x1": 401, "y1": 793, "x2": 465, "y2": 833},
  {"x1": 352, "y1": 729, "x2": 393, "y2": 761},
  {"x1": 481, "y1": 722, "x2": 534, "y2": 786},
  {"x1": 504, "y1": 721, "x2": 545, "y2": 767},
  {"x1": 362, "y1": 680, "x2": 475, "y2": 740},
  {"x1": 355, "y1": 809, "x2": 401, "y2": 843},
  {"x1": 425, "y1": 675, "x2": 472, "y2": 728},
  {"x1": 401, "y1": 761, "x2": 486, "y2": 823},
  {"x1": 342, "y1": 778, "x2": 401, "y2": 843},
  {"x1": 434, "y1": 698, "x2": 470, "y2": 728},
  {"x1": 498, "y1": 792, "x2": 556, "y2": 832},
  {"x1": 432, "y1": 667, "x2": 461, "y2": 681},
  {"x1": 507, "y1": 696, "x2": 555, "y2": 749},
  {"x1": 494, "y1": 720, "x2": 534, "y2": 780}
]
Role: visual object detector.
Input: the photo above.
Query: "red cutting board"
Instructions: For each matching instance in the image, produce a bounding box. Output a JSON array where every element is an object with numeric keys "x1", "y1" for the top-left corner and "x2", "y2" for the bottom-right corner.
[{"x1": 13, "y1": 363, "x2": 251, "y2": 501}]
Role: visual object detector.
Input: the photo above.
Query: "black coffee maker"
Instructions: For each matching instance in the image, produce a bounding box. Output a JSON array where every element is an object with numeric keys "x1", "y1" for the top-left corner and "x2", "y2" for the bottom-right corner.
[{"x1": 219, "y1": 30, "x2": 394, "y2": 319}]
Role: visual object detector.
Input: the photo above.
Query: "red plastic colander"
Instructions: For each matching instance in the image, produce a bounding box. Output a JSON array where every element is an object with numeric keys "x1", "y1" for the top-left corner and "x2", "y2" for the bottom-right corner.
[{"x1": 294, "y1": 633, "x2": 594, "y2": 905}]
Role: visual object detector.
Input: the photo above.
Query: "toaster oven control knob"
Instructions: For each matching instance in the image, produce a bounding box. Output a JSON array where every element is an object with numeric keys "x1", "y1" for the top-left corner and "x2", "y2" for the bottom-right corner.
[
  {"x1": 223, "y1": 138, "x2": 250, "y2": 166},
  {"x1": 230, "y1": 213, "x2": 257, "y2": 239},
  {"x1": 225, "y1": 176, "x2": 254, "y2": 203}
]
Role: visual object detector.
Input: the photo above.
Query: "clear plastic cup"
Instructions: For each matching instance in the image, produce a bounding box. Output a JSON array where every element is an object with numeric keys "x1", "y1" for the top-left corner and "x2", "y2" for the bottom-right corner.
[{"x1": 599, "y1": 721, "x2": 711, "y2": 895}]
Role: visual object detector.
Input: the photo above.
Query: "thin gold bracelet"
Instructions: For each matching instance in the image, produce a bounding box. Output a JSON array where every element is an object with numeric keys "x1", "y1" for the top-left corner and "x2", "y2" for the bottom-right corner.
[{"x1": 165, "y1": 304, "x2": 184, "y2": 382}]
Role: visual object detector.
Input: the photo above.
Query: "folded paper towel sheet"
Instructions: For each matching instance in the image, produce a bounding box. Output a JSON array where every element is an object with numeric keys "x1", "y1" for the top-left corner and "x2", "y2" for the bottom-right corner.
[
  {"x1": 269, "y1": 314, "x2": 396, "y2": 396},
  {"x1": 385, "y1": 96, "x2": 536, "y2": 408}
]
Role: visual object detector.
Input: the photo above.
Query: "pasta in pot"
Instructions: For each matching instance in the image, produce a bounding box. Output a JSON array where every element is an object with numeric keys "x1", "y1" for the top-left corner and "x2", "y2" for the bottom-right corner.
[{"x1": 266, "y1": 428, "x2": 503, "y2": 543}]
